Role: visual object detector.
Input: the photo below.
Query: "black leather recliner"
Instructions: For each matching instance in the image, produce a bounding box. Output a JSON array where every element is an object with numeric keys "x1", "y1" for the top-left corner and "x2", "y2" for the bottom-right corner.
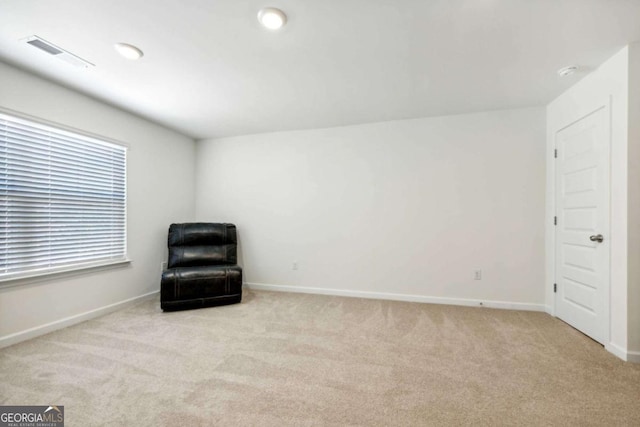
[{"x1": 161, "y1": 223, "x2": 242, "y2": 311}]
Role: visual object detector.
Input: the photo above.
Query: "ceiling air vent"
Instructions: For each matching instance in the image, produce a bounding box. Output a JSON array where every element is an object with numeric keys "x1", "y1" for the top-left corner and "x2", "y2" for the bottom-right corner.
[{"x1": 24, "y1": 35, "x2": 94, "y2": 68}]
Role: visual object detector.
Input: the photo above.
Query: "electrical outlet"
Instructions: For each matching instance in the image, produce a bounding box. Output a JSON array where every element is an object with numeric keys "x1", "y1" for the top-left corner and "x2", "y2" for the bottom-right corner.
[
  {"x1": 474, "y1": 269, "x2": 482, "y2": 280},
  {"x1": 292, "y1": 261, "x2": 298, "y2": 270}
]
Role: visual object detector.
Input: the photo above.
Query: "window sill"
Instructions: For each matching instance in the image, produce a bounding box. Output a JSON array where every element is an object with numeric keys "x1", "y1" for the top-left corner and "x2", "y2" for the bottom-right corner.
[{"x1": 0, "y1": 259, "x2": 132, "y2": 289}]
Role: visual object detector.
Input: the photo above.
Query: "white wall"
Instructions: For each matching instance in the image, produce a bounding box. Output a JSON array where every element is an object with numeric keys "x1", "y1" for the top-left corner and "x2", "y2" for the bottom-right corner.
[
  {"x1": 546, "y1": 46, "x2": 635, "y2": 360},
  {"x1": 628, "y1": 42, "x2": 640, "y2": 353},
  {"x1": 196, "y1": 108, "x2": 546, "y2": 308},
  {"x1": 0, "y1": 62, "x2": 196, "y2": 345}
]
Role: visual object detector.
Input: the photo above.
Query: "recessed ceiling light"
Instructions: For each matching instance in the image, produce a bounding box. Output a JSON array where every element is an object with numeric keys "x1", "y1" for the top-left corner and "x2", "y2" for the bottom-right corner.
[
  {"x1": 258, "y1": 7, "x2": 287, "y2": 30},
  {"x1": 114, "y1": 43, "x2": 144, "y2": 60},
  {"x1": 557, "y1": 66, "x2": 578, "y2": 77}
]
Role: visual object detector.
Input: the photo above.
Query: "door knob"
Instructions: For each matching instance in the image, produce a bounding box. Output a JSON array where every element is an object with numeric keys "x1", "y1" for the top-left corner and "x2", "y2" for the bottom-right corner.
[{"x1": 590, "y1": 234, "x2": 604, "y2": 243}]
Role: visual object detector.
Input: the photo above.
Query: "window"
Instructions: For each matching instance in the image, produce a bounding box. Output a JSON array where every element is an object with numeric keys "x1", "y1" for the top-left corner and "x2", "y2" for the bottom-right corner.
[{"x1": 0, "y1": 111, "x2": 127, "y2": 282}]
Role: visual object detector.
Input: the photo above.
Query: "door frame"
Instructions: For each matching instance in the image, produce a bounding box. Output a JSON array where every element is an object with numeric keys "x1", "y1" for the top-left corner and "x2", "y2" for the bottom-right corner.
[{"x1": 549, "y1": 96, "x2": 612, "y2": 346}]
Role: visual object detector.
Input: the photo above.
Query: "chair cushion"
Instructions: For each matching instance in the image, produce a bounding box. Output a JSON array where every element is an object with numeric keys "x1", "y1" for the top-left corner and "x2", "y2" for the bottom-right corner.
[
  {"x1": 167, "y1": 223, "x2": 238, "y2": 268},
  {"x1": 161, "y1": 265, "x2": 242, "y2": 301},
  {"x1": 168, "y1": 245, "x2": 237, "y2": 268},
  {"x1": 168, "y1": 223, "x2": 236, "y2": 246}
]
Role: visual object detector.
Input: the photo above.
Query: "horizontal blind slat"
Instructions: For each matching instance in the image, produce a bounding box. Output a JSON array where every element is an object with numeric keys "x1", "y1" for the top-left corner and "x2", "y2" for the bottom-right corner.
[
  {"x1": 3, "y1": 152, "x2": 126, "y2": 176},
  {"x1": 3, "y1": 246, "x2": 127, "y2": 261},
  {"x1": 4, "y1": 128, "x2": 126, "y2": 158},
  {"x1": 4, "y1": 122, "x2": 126, "y2": 154}
]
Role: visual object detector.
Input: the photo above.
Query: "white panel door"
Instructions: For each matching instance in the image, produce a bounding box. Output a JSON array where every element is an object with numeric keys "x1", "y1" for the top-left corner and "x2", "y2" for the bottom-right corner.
[{"x1": 555, "y1": 106, "x2": 610, "y2": 344}]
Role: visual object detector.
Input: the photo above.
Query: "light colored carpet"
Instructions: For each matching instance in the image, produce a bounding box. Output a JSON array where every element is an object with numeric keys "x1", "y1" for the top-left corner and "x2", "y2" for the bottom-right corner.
[{"x1": 1, "y1": 289, "x2": 640, "y2": 426}]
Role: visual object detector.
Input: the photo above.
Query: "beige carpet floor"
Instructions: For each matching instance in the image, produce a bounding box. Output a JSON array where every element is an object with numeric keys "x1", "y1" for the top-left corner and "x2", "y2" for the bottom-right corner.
[{"x1": 1, "y1": 290, "x2": 640, "y2": 426}]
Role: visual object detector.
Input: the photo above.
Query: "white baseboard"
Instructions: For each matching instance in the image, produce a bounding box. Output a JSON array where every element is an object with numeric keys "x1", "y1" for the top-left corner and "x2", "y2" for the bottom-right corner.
[
  {"x1": 611, "y1": 345, "x2": 640, "y2": 363},
  {"x1": 0, "y1": 291, "x2": 158, "y2": 349},
  {"x1": 244, "y1": 282, "x2": 546, "y2": 312},
  {"x1": 606, "y1": 342, "x2": 628, "y2": 361},
  {"x1": 628, "y1": 351, "x2": 640, "y2": 363},
  {"x1": 605, "y1": 342, "x2": 640, "y2": 363}
]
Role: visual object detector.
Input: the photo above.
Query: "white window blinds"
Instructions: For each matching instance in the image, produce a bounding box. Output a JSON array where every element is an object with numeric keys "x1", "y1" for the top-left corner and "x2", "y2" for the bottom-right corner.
[{"x1": 0, "y1": 112, "x2": 127, "y2": 281}]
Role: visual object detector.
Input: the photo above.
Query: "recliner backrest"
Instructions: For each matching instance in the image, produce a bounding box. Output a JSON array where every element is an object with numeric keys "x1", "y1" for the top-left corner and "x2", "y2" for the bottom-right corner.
[{"x1": 167, "y1": 223, "x2": 237, "y2": 268}]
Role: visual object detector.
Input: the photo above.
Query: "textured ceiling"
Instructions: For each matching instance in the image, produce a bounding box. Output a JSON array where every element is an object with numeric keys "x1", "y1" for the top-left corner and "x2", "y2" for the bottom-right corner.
[{"x1": 0, "y1": 0, "x2": 639, "y2": 139}]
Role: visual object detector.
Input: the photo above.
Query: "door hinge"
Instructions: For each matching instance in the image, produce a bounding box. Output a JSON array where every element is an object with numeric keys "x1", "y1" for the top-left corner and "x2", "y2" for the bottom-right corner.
[
  {"x1": 554, "y1": 216, "x2": 557, "y2": 225},
  {"x1": 554, "y1": 283, "x2": 557, "y2": 293},
  {"x1": 554, "y1": 149, "x2": 557, "y2": 158}
]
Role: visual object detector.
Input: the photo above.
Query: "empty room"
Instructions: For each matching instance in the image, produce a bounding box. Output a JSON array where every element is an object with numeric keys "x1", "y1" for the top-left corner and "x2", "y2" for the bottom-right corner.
[{"x1": 1, "y1": 0, "x2": 640, "y2": 425}]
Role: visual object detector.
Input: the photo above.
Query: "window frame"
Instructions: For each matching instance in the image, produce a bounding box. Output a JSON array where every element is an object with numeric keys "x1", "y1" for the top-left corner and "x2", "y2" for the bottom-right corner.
[{"x1": 0, "y1": 108, "x2": 130, "y2": 285}]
